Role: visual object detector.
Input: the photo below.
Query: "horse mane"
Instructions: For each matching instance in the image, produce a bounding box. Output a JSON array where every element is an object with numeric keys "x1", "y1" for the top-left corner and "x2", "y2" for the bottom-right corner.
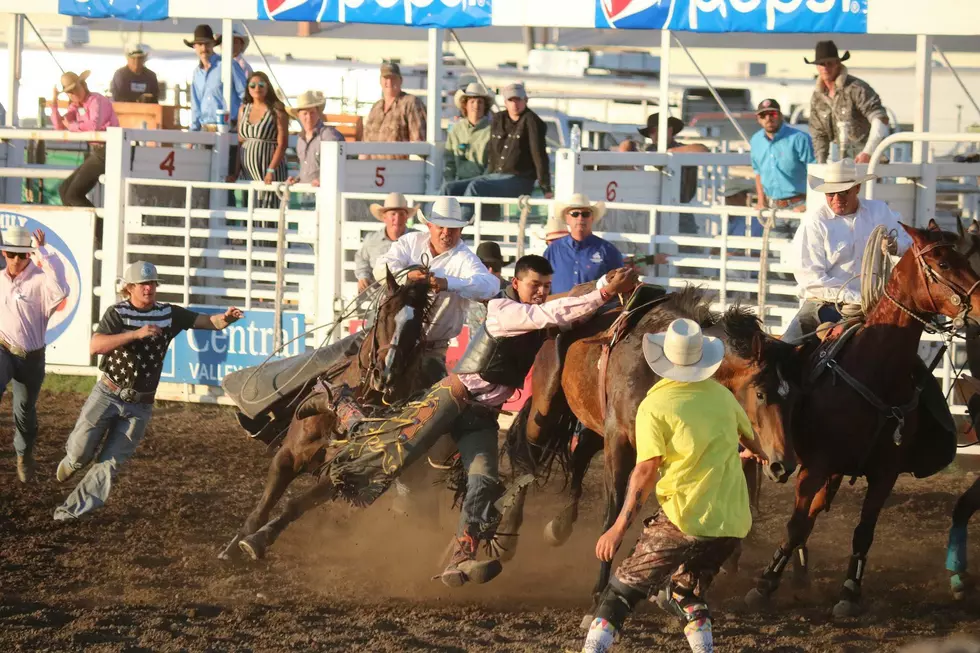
[
  {"x1": 720, "y1": 303, "x2": 800, "y2": 400},
  {"x1": 722, "y1": 303, "x2": 761, "y2": 360}
]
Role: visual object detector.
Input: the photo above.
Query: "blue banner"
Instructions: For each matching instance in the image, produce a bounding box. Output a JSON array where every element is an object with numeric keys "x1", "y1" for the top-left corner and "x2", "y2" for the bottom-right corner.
[
  {"x1": 258, "y1": 0, "x2": 492, "y2": 27},
  {"x1": 160, "y1": 307, "x2": 308, "y2": 387},
  {"x1": 58, "y1": 0, "x2": 169, "y2": 21},
  {"x1": 596, "y1": 0, "x2": 867, "y2": 32}
]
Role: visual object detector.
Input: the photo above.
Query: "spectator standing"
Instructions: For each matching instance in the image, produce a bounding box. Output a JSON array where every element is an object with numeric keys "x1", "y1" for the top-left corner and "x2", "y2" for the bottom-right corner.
[
  {"x1": 543, "y1": 193, "x2": 623, "y2": 294},
  {"x1": 0, "y1": 227, "x2": 69, "y2": 483},
  {"x1": 218, "y1": 25, "x2": 254, "y2": 79},
  {"x1": 638, "y1": 113, "x2": 707, "y2": 239},
  {"x1": 187, "y1": 24, "x2": 246, "y2": 132},
  {"x1": 355, "y1": 192, "x2": 414, "y2": 294},
  {"x1": 363, "y1": 63, "x2": 426, "y2": 160},
  {"x1": 807, "y1": 40, "x2": 889, "y2": 164},
  {"x1": 228, "y1": 71, "x2": 288, "y2": 209},
  {"x1": 287, "y1": 90, "x2": 343, "y2": 187},
  {"x1": 110, "y1": 46, "x2": 160, "y2": 103},
  {"x1": 441, "y1": 82, "x2": 494, "y2": 195},
  {"x1": 49, "y1": 70, "x2": 120, "y2": 208}
]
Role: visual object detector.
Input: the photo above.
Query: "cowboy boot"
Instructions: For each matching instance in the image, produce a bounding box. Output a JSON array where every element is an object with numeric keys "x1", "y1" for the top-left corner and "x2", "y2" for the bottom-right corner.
[{"x1": 437, "y1": 527, "x2": 502, "y2": 588}]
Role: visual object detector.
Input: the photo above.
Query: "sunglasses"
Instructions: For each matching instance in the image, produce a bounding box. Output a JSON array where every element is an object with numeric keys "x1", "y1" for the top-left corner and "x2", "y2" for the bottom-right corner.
[
  {"x1": 568, "y1": 210, "x2": 593, "y2": 218},
  {"x1": 825, "y1": 188, "x2": 857, "y2": 198},
  {"x1": 3, "y1": 251, "x2": 27, "y2": 259},
  {"x1": 248, "y1": 81, "x2": 267, "y2": 89},
  {"x1": 758, "y1": 111, "x2": 780, "y2": 119}
]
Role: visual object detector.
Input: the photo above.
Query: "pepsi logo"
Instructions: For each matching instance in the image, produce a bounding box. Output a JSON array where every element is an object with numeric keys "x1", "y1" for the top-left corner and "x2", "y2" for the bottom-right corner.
[
  {"x1": 601, "y1": 0, "x2": 665, "y2": 25},
  {"x1": 265, "y1": 0, "x2": 321, "y2": 18}
]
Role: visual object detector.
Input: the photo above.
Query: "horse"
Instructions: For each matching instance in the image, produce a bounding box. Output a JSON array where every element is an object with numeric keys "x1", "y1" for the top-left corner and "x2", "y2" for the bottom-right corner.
[
  {"x1": 218, "y1": 270, "x2": 436, "y2": 561},
  {"x1": 745, "y1": 221, "x2": 980, "y2": 618},
  {"x1": 497, "y1": 285, "x2": 800, "y2": 623}
]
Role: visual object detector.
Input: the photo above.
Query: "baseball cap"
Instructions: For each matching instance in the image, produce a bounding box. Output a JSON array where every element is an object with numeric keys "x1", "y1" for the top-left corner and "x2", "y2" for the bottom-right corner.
[
  {"x1": 380, "y1": 62, "x2": 402, "y2": 78},
  {"x1": 502, "y1": 83, "x2": 527, "y2": 100},
  {"x1": 756, "y1": 98, "x2": 781, "y2": 115},
  {"x1": 122, "y1": 260, "x2": 160, "y2": 284}
]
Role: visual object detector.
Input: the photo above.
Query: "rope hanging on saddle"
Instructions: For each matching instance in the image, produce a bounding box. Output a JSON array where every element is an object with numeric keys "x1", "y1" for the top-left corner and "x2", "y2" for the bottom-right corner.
[
  {"x1": 516, "y1": 195, "x2": 531, "y2": 260},
  {"x1": 859, "y1": 224, "x2": 895, "y2": 316},
  {"x1": 756, "y1": 208, "x2": 776, "y2": 321}
]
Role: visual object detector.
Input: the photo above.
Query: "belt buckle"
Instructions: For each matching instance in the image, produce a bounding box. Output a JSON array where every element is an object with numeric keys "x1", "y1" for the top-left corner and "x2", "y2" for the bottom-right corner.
[{"x1": 119, "y1": 388, "x2": 139, "y2": 403}]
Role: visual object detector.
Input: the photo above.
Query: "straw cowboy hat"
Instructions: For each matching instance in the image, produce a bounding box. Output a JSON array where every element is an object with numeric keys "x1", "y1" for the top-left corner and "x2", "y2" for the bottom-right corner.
[
  {"x1": 804, "y1": 40, "x2": 850, "y2": 65},
  {"x1": 534, "y1": 213, "x2": 569, "y2": 242},
  {"x1": 808, "y1": 158, "x2": 876, "y2": 194},
  {"x1": 0, "y1": 226, "x2": 36, "y2": 254},
  {"x1": 184, "y1": 24, "x2": 221, "y2": 48},
  {"x1": 59, "y1": 71, "x2": 90, "y2": 93},
  {"x1": 454, "y1": 82, "x2": 494, "y2": 113},
  {"x1": 554, "y1": 193, "x2": 607, "y2": 222},
  {"x1": 423, "y1": 197, "x2": 469, "y2": 229},
  {"x1": 286, "y1": 90, "x2": 327, "y2": 119},
  {"x1": 369, "y1": 192, "x2": 418, "y2": 221},
  {"x1": 126, "y1": 44, "x2": 150, "y2": 59},
  {"x1": 642, "y1": 318, "x2": 725, "y2": 383}
]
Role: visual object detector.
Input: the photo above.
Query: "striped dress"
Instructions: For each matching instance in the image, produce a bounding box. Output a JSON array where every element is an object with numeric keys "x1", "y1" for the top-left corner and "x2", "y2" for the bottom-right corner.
[{"x1": 239, "y1": 104, "x2": 288, "y2": 208}]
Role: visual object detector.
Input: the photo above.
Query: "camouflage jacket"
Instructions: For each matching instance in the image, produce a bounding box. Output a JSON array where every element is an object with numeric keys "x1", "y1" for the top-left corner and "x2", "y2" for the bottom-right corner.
[{"x1": 809, "y1": 67, "x2": 887, "y2": 163}]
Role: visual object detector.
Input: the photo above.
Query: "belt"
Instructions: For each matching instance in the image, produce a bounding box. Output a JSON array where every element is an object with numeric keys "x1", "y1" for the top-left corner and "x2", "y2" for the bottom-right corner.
[
  {"x1": 0, "y1": 337, "x2": 44, "y2": 360},
  {"x1": 102, "y1": 376, "x2": 156, "y2": 404},
  {"x1": 771, "y1": 194, "x2": 806, "y2": 208}
]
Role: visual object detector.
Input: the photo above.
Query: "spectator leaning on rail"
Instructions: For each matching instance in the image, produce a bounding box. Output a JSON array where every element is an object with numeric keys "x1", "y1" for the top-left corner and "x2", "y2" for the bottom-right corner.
[
  {"x1": 363, "y1": 62, "x2": 427, "y2": 161},
  {"x1": 636, "y1": 113, "x2": 707, "y2": 237},
  {"x1": 736, "y1": 98, "x2": 815, "y2": 237},
  {"x1": 110, "y1": 45, "x2": 160, "y2": 104},
  {"x1": 53, "y1": 261, "x2": 243, "y2": 521},
  {"x1": 441, "y1": 82, "x2": 494, "y2": 195},
  {"x1": 355, "y1": 192, "x2": 415, "y2": 294},
  {"x1": 543, "y1": 193, "x2": 624, "y2": 295},
  {"x1": 286, "y1": 90, "x2": 343, "y2": 189},
  {"x1": 0, "y1": 226, "x2": 69, "y2": 483},
  {"x1": 807, "y1": 40, "x2": 889, "y2": 164},
  {"x1": 187, "y1": 24, "x2": 246, "y2": 132},
  {"x1": 49, "y1": 70, "x2": 120, "y2": 208}
]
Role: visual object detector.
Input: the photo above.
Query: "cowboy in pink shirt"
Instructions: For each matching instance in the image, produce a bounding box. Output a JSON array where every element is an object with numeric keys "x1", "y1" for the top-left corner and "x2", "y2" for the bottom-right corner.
[
  {"x1": 0, "y1": 226, "x2": 69, "y2": 483},
  {"x1": 49, "y1": 70, "x2": 119, "y2": 207}
]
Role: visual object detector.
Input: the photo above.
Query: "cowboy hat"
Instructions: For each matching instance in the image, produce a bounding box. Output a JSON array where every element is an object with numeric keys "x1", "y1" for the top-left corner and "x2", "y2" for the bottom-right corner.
[
  {"x1": 369, "y1": 192, "x2": 417, "y2": 221},
  {"x1": 0, "y1": 226, "x2": 36, "y2": 253},
  {"x1": 808, "y1": 158, "x2": 876, "y2": 194},
  {"x1": 59, "y1": 71, "x2": 90, "y2": 94},
  {"x1": 804, "y1": 40, "x2": 850, "y2": 65},
  {"x1": 639, "y1": 113, "x2": 684, "y2": 139},
  {"x1": 286, "y1": 90, "x2": 327, "y2": 119},
  {"x1": 642, "y1": 319, "x2": 725, "y2": 383},
  {"x1": 454, "y1": 82, "x2": 494, "y2": 113},
  {"x1": 126, "y1": 44, "x2": 149, "y2": 59},
  {"x1": 476, "y1": 241, "x2": 504, "y2": 269},
  {"x1": 534, "y1": 213, "x2": 569, "y2": 242},
  {"x1": 554, "y1": 193, "x2": 607, "y2": 222},
  {"x1": 184, "y1": 24, "x2": 221, "y2": 48},
  {"x1": 223, "y1": 25, "x2": 250, "y2": 51},
  {"x1": 423, "y1": 197, "x2": 469, "y2": 229}
]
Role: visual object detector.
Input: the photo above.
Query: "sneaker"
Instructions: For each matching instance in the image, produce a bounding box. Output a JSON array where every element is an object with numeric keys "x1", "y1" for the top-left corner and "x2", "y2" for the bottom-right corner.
[
  {"x1": 56, "y1": 457, "x2": 76, "y2": 483},
  {"x1": 16, "y1": 454, "x2": 35, "y2": 484}
]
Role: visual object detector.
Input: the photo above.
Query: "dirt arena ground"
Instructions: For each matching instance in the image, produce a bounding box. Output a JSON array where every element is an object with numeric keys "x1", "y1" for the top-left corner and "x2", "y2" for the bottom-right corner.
[{"x1": 3, "y1": 388, "x2": 980, "y2": 651}]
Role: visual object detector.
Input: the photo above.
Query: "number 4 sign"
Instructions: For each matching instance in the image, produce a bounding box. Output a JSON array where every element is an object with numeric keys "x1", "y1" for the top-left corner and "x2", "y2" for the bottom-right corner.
[{"x1": 159, "y1": 151, "x2": 175, "y2": 177}]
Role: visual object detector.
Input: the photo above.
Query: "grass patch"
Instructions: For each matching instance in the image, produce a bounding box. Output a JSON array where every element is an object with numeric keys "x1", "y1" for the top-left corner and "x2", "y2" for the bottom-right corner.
[{"x1": 43, "y1": 373, "x2": 96, "y2": 394}]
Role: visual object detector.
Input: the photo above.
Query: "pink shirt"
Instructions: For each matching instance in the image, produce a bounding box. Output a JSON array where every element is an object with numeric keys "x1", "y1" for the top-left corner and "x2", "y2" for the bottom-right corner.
[
  {"x1": 0, "y1": 247, "x2": 70, "y2": 352},
  {"x1": 51, "y1": 92, "x2": 119, "y2": 132},
  {"x1": 458, "y1": 289, "x2": 608, "y2": 406}
]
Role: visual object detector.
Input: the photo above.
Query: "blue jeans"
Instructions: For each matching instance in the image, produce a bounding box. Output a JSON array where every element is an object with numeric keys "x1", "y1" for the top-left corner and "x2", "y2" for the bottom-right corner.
[
  {"x1": 452, "y1": 408, "x2": 503, "y2": 539},
  {"x1": 445, "y1": 173, "x2": 536, "y2": 222},
  {"x1": 0, "y1": 347, "x2": 46, "y2": 457},
  {"x1": 54, "y1": 380, "x2": 153, "y2": 520},
  {"x1": 728, "y1": 215, "x2": 764, "y2": 238}
]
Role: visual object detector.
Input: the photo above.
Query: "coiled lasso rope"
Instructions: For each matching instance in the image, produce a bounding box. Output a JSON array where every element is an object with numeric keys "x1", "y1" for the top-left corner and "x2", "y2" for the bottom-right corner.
[{"x1": 858, "y1": 224, "x2": 896, "y2": 316}]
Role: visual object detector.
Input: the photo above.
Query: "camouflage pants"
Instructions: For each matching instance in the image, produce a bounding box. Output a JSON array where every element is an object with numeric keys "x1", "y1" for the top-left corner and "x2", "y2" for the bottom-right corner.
[{"x1": 615, "y1": 511, "x2": 739, "y2": 599}]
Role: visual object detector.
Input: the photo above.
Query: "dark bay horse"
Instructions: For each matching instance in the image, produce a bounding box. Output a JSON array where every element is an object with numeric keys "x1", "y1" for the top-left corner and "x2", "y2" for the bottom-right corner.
[
  {"x1": 218, "y1": 270, "x2": 435, "y2": 561},
  {"x1": 498, "y1": 286, "x2": 800, "y2": 621},
  {"x1": 746, "y1": 221, "x2": 980, "y2": 618}
]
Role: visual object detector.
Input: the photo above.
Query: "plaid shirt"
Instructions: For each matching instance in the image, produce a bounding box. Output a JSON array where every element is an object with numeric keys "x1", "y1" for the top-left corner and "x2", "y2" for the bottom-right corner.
[
  {"x1": 363, "y1": 92, "x2": 427, "y2": 160},
  {"x1": 809, "y1": 67, "x2": 887, "y2": 163}
]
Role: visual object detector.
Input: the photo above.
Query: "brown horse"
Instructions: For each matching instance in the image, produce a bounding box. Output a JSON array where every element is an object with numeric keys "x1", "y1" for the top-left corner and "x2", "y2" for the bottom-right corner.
[
  {"x1": 746, "y1": 221, "x2": 980, "y2": 618},
  {"x1": 498, "y1": 286, "x2": 799, "y2": 621},
  {"x1": 218, "y1": 270, "x2": 435, "y2": 561}
]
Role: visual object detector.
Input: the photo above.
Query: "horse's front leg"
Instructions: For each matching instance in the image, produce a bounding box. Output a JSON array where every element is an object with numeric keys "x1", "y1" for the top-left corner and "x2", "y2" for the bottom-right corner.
[
  {"x1": 947, "y1": 476, "x2": 980, "y2": 599},
  {"x1": 238, "y1": 475, "x2": 338, "y2": 560},
  {"x1": 545, "y1": 428, "x2": 603, "y2": 547},
  {"x1": 832, "y1": 468, "x2": 899, "y2": 618}
]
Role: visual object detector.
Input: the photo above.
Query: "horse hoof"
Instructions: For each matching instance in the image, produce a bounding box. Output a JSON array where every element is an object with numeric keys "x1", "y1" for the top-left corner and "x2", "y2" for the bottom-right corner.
[
  {"x1": 579, "y1": 614, "x2": 595, "y2": 631},
  {"x1": 544, "y1": 518, "x2": 573, "y2": 547},
  {"x1": 951, "y1": 574, "x2": 972, "y2": 601},
  {"x1": 493, "y1": 535, "x2": 519, "y2": 562},
  {"x1": 744, "y1": 588, "x2": 770, "y2": 611},
  {"x1": 239, "y1": 535, "x2": 266, "y2": 561},
  {"x1": 832, "y1": 599, "x2": 861, "y2": 619},
  {"x1": 217, "y1": 535, "x2": 242, "y2": 561}
]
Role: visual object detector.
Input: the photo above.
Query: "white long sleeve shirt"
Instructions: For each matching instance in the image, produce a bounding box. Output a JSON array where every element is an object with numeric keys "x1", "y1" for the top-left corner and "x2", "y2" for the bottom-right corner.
[
  {"x1": 792, "y1": 198, "x2": 912, "y2": 304},
  {"x1": 373, "y1": 230, "x2": 500, "y2": 342}
]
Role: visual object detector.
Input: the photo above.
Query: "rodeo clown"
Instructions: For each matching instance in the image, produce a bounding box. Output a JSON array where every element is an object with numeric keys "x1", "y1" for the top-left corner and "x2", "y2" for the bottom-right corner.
[
  {"x1": 53, "y1": 261, "x2": 243, "y2": 521},
  {"x1": 580, "y1": 319, "x2": 768, "y2": 653},
  {"x1": 307, "y1": 256, "x2": 638, "y2": 587}
]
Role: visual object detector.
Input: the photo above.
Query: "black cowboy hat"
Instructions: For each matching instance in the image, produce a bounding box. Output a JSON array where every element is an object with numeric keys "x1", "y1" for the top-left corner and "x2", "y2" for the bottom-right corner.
[
  {"x1": 804, "y1": 40, "x2": 850, "y2": 65},
  {"x1": 184, "y1": 24, "x2": 221, "y2": 48},
  {"x1": 638, "y1": 113, "x2": 684, "y2": 139},
  {"x1": 476, "y1": 241, "x2": 504, "y2": 269}
]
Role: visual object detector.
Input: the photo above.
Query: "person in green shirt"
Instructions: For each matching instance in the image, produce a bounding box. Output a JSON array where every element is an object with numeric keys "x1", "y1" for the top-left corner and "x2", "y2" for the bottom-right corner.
[
  {"x1": 581, "y1": 318, "x2": 769, "y2": 653},
  {"x1": 440, "y1": 82, "x2": 493, "y2": 195}
]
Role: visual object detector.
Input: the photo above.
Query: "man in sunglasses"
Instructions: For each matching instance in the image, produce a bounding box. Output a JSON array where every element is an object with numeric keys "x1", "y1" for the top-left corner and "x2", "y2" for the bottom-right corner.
[
  {"x1": 543, "y1": 193, "x2": 624, "y2": 294},
  {"x1": 0, "y1": 226, "x2": 69, "y2": 482}
]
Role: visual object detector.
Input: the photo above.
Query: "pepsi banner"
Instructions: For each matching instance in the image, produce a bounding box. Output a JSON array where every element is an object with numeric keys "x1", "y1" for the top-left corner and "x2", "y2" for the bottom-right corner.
[
  {"x1": 58, "y1": 0, "x2": 169, "y2": 21},
  {"x1": 258, "y1": 0, "x2": 493, "y2": 27}
]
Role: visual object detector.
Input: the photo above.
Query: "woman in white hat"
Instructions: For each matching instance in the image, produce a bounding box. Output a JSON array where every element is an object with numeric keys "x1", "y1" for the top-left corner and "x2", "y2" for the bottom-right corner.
[
  {"x1": 286, "y1": 90, "x2": 344, "y2": 189},
  {"x1": 441, "y1": 82, "x2": 494, "y2": 194},
  {"x1": 49, "y1": 70, "x2": 120, "y2": 207},
  {"x1": 354, "y1": 192, "x2": 416, "y2": 293},
  {"x1": 542, "y1": 192, "x2": 624, "y2": 294},
  {"x1": 582, "y1": 318, "x2": 768, "y2": 653}
]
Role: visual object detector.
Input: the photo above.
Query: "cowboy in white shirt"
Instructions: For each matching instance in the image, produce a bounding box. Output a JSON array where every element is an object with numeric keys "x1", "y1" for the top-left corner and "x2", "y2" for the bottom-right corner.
[
  {"x1": 783, "y1": 158, "x2": 911, "y2": 343},
  {"x1": 373, "y1": 196, "x2": 499, "y2": 382}
]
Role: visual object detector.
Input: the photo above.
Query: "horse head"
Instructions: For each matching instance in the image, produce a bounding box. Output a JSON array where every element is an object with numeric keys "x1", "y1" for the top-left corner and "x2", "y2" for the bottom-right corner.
[{"x1": 720, "y1": 306, "x2": 802, "y2": 484}]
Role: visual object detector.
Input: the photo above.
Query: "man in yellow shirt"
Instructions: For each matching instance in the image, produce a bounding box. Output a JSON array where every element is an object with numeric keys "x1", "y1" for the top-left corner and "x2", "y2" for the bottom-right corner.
[{"x1": 581, "y1": 318, "x2": 768, "y2": 653}]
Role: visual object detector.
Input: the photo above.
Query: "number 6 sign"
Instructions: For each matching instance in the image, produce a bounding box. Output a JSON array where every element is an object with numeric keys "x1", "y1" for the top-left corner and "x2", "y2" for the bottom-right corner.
[{"x1": 606, "y1": 181, "x2": 618, "y2": 202}]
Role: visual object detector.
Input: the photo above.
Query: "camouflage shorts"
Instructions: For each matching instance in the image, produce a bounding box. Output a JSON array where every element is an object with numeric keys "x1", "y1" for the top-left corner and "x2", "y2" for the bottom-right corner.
[{"x1": 615, "y1": 511, "x2": 739, "y2": 598}]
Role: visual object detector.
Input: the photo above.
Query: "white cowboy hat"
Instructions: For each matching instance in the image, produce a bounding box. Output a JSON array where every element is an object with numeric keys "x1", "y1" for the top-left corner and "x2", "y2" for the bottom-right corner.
[
  {"x1": 808, "y1": 158, "x2": 876, "y2": 194},
  {"x1": 642, "y1": 318, "x2": 725, "y2": 383},
  {"x1": 533, "y1": 213, "x2": 569, "y2": 242},
  {"x1": 423, "y1": 197, "x2": 470, "y2": 229},
  {"x1": 369, "y1": 192, "x2": 417, "y2": 221},
  {"x1": 0, "y1": 226, "x2": 36, "y2": 253},
  {"x1": 554, "y1": 193, "x2": 607, "y2": 222},
  {"x1": 454, "y1": 82, "x2": 493, "y2": 113},
  {"x1": 286, "y1": 90, "x2": 327, "y2": 118}
]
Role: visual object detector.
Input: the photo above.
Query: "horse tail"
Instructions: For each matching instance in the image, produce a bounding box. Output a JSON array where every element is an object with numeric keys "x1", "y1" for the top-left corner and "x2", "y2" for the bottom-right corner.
[
  {"x1": 503, "y1": 400, "x2": 535, "y2": 476},
  {"x1": 502, "y1": 399, "x2": 578, "y2": 489}
]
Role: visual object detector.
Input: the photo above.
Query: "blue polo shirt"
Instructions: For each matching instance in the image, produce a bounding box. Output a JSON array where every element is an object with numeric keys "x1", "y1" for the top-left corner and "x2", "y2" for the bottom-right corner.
[
  {"x1": 543, "y1": 234, "x2": 624, "y2": 294},
  {"x1": 750, "y1": 123, "x2": 815, "y2": 202}
]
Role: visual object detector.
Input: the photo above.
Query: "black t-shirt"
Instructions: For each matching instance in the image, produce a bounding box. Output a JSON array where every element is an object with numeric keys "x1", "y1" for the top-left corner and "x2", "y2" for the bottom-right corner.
[
  {"x1": 111, "y1": 66, "x2": 160, "y2": 103},
  {"x1": 96, "y1": 301, "x2": 198, "y2": 393}
]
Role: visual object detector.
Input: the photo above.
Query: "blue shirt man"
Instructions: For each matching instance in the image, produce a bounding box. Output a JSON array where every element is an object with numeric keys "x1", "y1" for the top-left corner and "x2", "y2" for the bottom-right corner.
[
  {"x1": 190, "y1": 53, "x2": 246, "y2": 131},
  {"x1": 544, "y1": 194, "x2": 624, "y2": 294}
]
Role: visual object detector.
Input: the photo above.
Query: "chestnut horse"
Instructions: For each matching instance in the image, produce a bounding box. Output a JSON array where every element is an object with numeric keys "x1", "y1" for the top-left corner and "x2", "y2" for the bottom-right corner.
[
  {"x1": 746, "y1": 222, "x2": 980, "y2": 618},
  {"x1": 498, "y1": 286, "x2": 800, "y2": 621},
  {"x1": 218, "y1": 271, "x2": 435, "y2": 561}
]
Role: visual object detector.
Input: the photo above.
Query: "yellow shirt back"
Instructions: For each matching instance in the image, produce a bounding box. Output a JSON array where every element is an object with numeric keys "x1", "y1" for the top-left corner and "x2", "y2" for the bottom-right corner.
[{"x1": 635, "y1": 378, "x2": 754, "y2": 538}]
